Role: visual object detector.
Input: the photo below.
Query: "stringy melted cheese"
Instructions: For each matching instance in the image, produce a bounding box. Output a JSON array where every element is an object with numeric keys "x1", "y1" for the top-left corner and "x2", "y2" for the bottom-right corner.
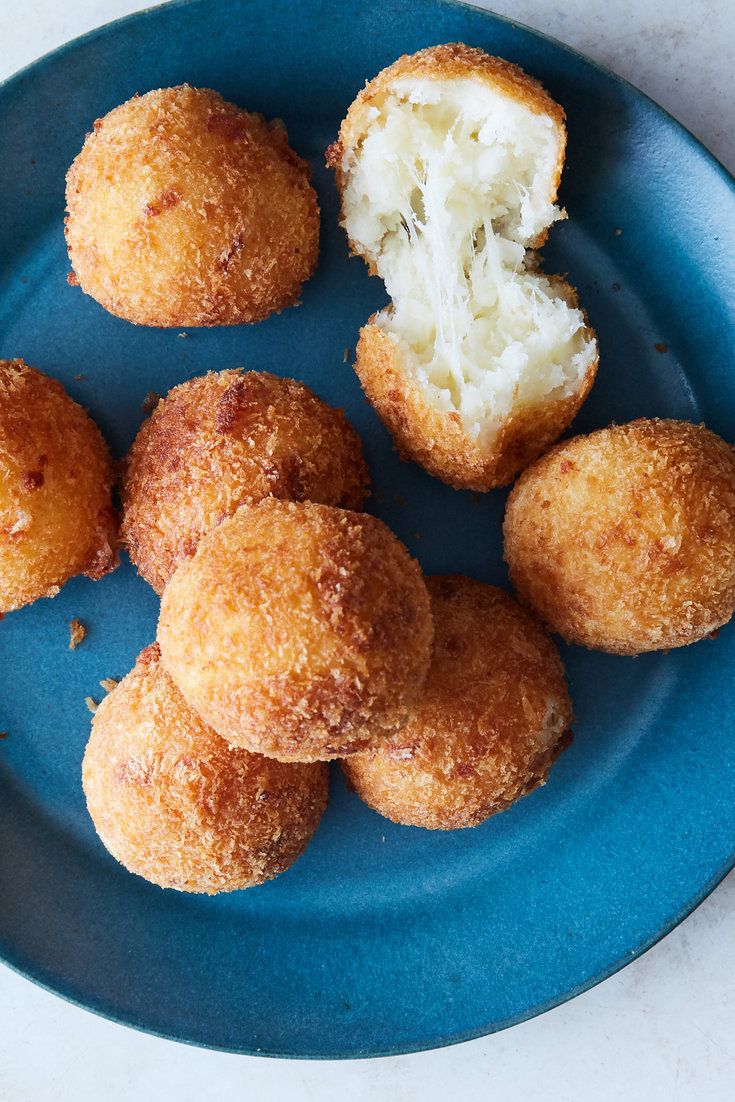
[{"x1": 340, "y1": 78, "x2": 597, "y2": 443}]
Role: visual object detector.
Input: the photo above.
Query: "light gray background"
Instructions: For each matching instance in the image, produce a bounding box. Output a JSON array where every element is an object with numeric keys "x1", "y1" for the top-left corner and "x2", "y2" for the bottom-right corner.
[{"x1": 1, "y1": 2, "x2": 734, "y2": 1099}]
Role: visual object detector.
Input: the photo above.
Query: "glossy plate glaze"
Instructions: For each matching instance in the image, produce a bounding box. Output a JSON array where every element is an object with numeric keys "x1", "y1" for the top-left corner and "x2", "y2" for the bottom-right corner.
[{"x1": 1, "y1": 0, "x2": 735, "y2": 1059}]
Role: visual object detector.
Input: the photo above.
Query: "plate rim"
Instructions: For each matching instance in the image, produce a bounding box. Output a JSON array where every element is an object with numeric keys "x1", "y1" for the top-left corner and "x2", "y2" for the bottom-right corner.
[
  {"x1": 2, "y1": 846, "x2": 735, "y2": 1059},
  {"x1": 2, "y1": 0, "x2": 734, "y2": 189},
  {"x1": 1, "y1": 0, "x2": 735, "y2": 1059}
]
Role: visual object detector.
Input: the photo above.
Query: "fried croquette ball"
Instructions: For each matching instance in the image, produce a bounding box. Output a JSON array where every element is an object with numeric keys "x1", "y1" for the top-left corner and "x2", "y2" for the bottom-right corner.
[
  {"x1": 158, "y1": 499, "x2": 433, "y2": 762},
  {"x1": 82, "y1": 643, "x2": 328, "y2": 894},
  {"x1": 0, "y1": 359, "x2": 117, "y2": 613},
  {"x1": 342, "y1": 576, "x2": 572, "y2": 830},
  {"x1": 121, "y1": 369, "x2": 370, "y2": 594},
  {"x1": 328, "y1": 44, "x2": 598, "y2": 491},
  {"x1": 504, "y1": 419, "x2": 735, "y2": 655},
  {"x1": 65, "y1": 85, "x2": 319, "y2": 327}
]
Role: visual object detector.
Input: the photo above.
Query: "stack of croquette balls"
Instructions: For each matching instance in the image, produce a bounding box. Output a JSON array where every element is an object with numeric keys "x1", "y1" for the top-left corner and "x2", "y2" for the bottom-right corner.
[{"x1": 2, "y1": 46, "x2": 735, "y2": 896}]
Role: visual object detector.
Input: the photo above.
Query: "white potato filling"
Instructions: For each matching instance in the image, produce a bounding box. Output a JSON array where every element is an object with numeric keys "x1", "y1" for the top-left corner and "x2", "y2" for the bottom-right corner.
[{"x1": 340, "y1": 78, "x2": 597, "y2": 443}]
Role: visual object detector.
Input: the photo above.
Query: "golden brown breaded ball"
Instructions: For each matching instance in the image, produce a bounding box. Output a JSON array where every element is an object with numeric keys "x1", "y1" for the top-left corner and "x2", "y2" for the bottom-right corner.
[
  {"x1": 329, "y1": 44, "x2": 598, "y2": 491},
  {"x1": 342, "y1": 576, "x2": 572, "y2": 830},
  {"x1": 65, "y1": 85, "x2": 319, "y2": 326},
  {"x1": 82, "y1": 643, "x2": 328, "y2": 894},
  {"x1": 121, "y1": 369, "x2": 369, "y2": 594},
  {"x1": 158, "y1": 499, "x2": 433, "y2": 762},
  {"x1": 353, "y1": 299, "x2": 596, "y2": 492},
  {"x1": 0, "y1": 359, "x2": 117, "y2": 614},
  {"x1": 504, "y1": 419, "x2": 735, "y2": 655}
]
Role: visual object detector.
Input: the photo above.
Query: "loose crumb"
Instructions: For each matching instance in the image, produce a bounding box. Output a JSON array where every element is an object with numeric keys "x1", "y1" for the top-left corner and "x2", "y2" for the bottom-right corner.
[
  {"x1": 141, "y1": 391, "x2": 161, "y2": 413},
  {"x1": 0, "y1": 731, "x2": 8, "y2": 740},
  {"x1": 654, "y1": 342, "x2": 668, "y2": 354},
  {"x1": 614, "y1": 227, "x2": 622, "y2": 236},
  {"x1": 178, "y1": 331, "x2": 189, "y2": 339},
  {"x1": 73, "y1": 373, "x2": 87, "y2": 381},
  {"x1": 69, "y1": 619, "x2": 86, "y2": 649},
  {"x1": 343, "y1": 348, "x2": 350, "y2": 363},
  {"x1": 99, "y1": 677, "x2": 119, "y2": 693},
  {"x1": 85, "y1": 696, "x2": 98, "y2": 714}
]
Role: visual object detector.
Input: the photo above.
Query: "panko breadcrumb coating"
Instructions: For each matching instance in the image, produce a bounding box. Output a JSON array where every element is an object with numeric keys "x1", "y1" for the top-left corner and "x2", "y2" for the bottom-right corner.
[
  {"x1": 329, "y1": 44, "x2": 597, "y2": 491},
  {"x1": 82, "y1": 643, "x2": 328, "y2": 894},
  {"x1": 504, "y1": 419, "x2": 735, "y2": 654},
  {"x1": 158, "y1": 499, "x2": 433, "y2": 762},
  {"x1": 343, "y1": 576, "x2": 572, "y2": 829},
  {"x1": 121, "y1": 369, "x2": 370, "y2": 593},
  {"x1": 354, "y1": 299, "x2": 595, "y2": 491},
  {"x1": 65, "y1": 85, "x2": 319, "y2": 327},
  {"x1": 0, "y1": 359, "x2": 117, "y2": 614}
]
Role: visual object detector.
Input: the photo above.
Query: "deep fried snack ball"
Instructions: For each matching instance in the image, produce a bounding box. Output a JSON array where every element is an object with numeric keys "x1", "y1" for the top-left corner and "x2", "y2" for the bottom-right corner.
[
  {"x1": 82, "y1": 643, "x2": 328, "y2": 894},
  {"x1": 0, "y1": 359, "x2": 117, "y2": 613},
  {"x1": 121, "y1": 369, "x2": 370, "y2": 594},
  {"x1": 342, "y1": 576, "x2": 572, "y2": 830},
  {"x1": 65, "y1": 85, "x2": 319, "y2": 326},
  {"x1": 504, "y1": 419, "x2": 735, "y2": 654},
  {"x1": 330, "y1": 44, "x2": 597, "y2": 491},
  {"x1": 158, "y1": 500, "x2": 433, "y2": 762}
]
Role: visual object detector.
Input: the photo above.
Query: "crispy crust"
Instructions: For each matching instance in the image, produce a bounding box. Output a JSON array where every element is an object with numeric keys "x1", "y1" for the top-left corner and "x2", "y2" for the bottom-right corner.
[
  {"x1": 328, "y1": 45, "x2": 595, "y2": 490},
  {"x1": 0, "y1": 358, "x2": 118, "y2": 613},
  {"x1": 157, "y1": 499, "x2": 433, "y2": 762},
  {"x1": 504, "y1": 419, "x2": 735, "y2": 654},
  {"x1": 121, "y1": 369, "x2": 370, "y2": 593},
  {"x1": 82, "y1": 643, "x2": 328, "y2": 894},
  {"x1": 354, "y1": 304, "x2": 597, "y2": 491},
  {"x1": 329, "y1": 43, "x2": 566, "y2": 262},
  {"x1": 343, "y1": 575, "x2": 572, "y2": 829},
  {"x1": 66, "y1": 85, "x2": 319, "y2": 327}
]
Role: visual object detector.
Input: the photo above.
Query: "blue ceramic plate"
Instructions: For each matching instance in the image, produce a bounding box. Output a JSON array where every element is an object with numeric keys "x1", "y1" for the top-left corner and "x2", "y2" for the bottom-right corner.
[{"x1": 1, "y1": 0, "x2": 735, "y2": 1059}]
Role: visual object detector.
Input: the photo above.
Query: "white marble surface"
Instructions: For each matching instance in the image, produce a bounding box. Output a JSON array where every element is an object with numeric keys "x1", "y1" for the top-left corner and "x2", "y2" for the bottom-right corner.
[{"x1": 1, "y1": 2, "x2": 734, "y2": 1099}]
